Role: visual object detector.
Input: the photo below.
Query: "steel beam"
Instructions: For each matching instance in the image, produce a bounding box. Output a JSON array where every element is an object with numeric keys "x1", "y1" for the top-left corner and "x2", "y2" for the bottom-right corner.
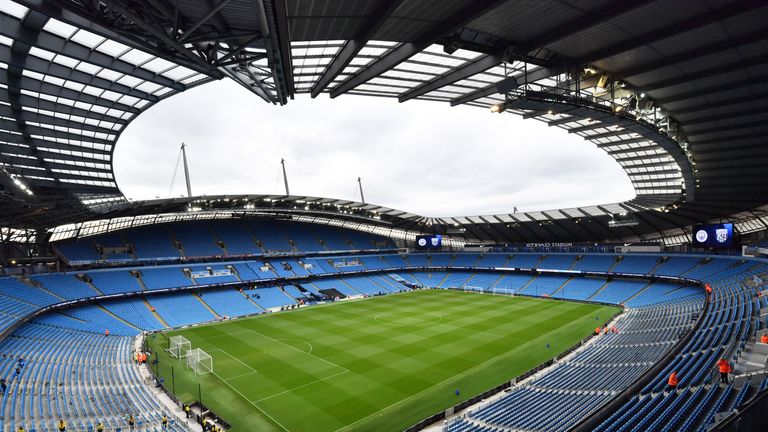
[
  {"x1": 685, "y1": 120, "x2": 767, "y2": 137},
  {"x1": 331, "y1": 0, "x2": 508, "y2": 98},
  {"x1": 311, "y1": 0, "x2": 405, "y2": 98},
  {"x1": 398, "y1": 51, "x2": 508, "y2": 102},
  {"x1": 579, "y1": 3, "x2": 765, "y2": 65},
  {"x1": 0, "y1": 12, "x2": 185, "y2": 91},
  {"x1": 614, "y1": 29, "x2": 768, "y2": 78},
  {"x1": 640, "y1": 54, "x2": 768, "y2": 92},
  {"x1": 653, "y1": 73, "x2": 768, "y2": 105},
  {"x1": 449, "y1": 66, "x2": 556, "y2": 106}
]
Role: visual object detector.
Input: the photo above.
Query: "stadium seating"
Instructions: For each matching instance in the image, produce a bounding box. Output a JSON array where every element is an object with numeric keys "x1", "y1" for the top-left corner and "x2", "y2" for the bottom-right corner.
[
  {"x1": 0, "y1": 322, "x2": 183, "y2": 431},
  {"x1": 101, "y1": 298, "x2": 166, "y2": 332},
  {"x1": 555, "y1": 277, "x2": 605, "y2": 301},
  {"x1": 195, "y1": 289, "x2": 262, "y2": 317},
  {"x1": 572, "y1": 254, "x2": 617, "y2": 272},
  {"x1": 247, "y1": 287, "x2": 296, "y2": 309},
  {"x1": 139, "y1": 268, "x2": 193, "y2": 290},
  {"x1": 30, "y1": 274, "x2": 98, "y2": 300},
  {"x1": 171, "y1": 222, "x2": 224, "y2": 257},
  {"x1": 210, "y1": 220, "x2": 260, "y2": 255},
  {"x1": 54, "y1": 238, "x2": 100, "y2": 263},
  {"x1": 611, "y1": 255, "x2": 659, "y2": 274},
  {"x1": 146, "y1": 293, "x2": 216, "y2": 327},
  {"x1": 88, "y1": 270, "x2": 143, "y2": 295},
  {"x1": 1, "y1": 251, "x2": 763, "y2": 432},
  {"x1": 53, "y1": 219, "x2": 397, "y2": 264},
  {"x1": 538, "y1": 254, "x2": 576, "y2": 270},
  {"x1": 124, "y1": 226, "x2": 181, "y2": 260}
]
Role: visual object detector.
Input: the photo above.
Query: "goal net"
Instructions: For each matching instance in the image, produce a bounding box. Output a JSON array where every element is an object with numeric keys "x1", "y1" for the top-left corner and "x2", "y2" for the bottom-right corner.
[
  {"x1": 169, "y1": 335, "x2": 192, "y2": 359},
  {"x1": 186, "y1": 348, "x2": 213, "y2": 375},
  {"x1": 491, "y1": 287, "x2": 516, "y2": 297}
]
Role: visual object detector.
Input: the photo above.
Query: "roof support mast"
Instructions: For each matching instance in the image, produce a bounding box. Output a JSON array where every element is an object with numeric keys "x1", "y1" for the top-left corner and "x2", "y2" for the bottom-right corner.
[
  {"x1": 181, "y1": 142, "x2": 192, "y2": 198},
  {"x1": 358, "y1": 177, "x2": 366, "y2": 204},
  {"x1": 281, "y1": 158, "x2": 290, "y2": 195}
]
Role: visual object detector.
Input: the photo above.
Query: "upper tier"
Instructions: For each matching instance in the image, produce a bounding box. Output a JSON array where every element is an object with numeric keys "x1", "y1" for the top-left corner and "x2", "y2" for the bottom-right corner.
[{"x1": 53, "y1": 219, "x2": 397, "y2": 265}]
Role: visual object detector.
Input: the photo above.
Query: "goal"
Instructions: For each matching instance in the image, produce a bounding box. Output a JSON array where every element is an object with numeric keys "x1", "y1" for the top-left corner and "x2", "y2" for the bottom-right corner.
[
  {"x1": 186, "y1": 348, "x2": 213, "y2": 375},
  {"x1": 168, "y1": 335, "x2": 192, "y2": 359},
  {"x1": 491, "y1": 287, "x2": 516, "y2": 297}
]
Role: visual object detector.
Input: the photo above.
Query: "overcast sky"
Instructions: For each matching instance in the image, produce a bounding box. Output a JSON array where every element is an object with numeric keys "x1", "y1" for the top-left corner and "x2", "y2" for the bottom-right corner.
[{"x1": 114, "y1": 79, "x2": 634, "y2": 217}]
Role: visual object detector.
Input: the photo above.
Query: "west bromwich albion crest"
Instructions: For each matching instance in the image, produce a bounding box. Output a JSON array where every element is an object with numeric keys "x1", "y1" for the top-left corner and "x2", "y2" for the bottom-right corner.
[
  {"x1": 715, "y1": 228, "x2": 729, "y2": 243},
  {"x1": 430, "y1": 237, "x2": 440, "y2": 247}
]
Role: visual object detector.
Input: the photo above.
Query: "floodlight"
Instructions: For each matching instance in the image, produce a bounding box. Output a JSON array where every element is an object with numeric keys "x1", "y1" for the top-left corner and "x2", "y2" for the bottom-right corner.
[{"x1": 490, "y1": 103, "x2": 506, "y2": 113}]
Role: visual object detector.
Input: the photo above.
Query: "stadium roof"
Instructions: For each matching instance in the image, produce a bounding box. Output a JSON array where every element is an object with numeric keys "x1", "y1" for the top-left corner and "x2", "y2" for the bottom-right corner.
[{"x1": 1, "y1": 0, "x2": 767, "y2": 244}]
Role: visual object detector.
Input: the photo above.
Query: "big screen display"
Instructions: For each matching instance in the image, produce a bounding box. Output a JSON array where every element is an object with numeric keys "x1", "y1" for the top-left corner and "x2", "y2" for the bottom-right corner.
[
  {"x1": 692, "y1": 223, "x2": 734, "y2": 248},
  {"x1": 416, "y1": 234, "x2": 442, "y2": 249}
]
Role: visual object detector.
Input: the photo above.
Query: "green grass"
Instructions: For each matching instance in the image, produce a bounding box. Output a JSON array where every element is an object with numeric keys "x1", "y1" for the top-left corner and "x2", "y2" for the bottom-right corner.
[{"x1": 147, "y1": 289, "x2": 619, "y2": 432}]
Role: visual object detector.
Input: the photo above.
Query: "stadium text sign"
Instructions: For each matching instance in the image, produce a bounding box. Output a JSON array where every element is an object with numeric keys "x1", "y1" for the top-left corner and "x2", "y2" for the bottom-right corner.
[{"x1": 525, "y1": 243, "x2": 574, "y2": 248}]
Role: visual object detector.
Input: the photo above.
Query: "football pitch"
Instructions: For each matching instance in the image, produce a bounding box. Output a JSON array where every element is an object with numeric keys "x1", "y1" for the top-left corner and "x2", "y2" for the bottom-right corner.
[{"x1": 147, "y1": 289, "x2": 620, "y2": 432}]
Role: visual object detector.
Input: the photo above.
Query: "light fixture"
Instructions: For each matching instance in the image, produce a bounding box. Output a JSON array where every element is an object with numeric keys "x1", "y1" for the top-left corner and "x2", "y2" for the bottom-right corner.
[
  {"x1": 490, "y1": 102, "x2": 506, "y2": 113},
  {"x1": 547, "y1": 109, "x2": 554, "y2": 115}
]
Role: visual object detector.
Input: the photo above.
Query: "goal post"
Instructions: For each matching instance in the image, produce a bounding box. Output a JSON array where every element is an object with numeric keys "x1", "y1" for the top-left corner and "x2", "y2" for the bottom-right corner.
[
  {"x1": 168, "y1": 335, "x2": 192, "y2": 359},
  {"x1": 186, "y1": 348, "x2": 213, "y2": 375},
  {"x1": 491, "y1": 287, "x2": 516, "y2": 297}
]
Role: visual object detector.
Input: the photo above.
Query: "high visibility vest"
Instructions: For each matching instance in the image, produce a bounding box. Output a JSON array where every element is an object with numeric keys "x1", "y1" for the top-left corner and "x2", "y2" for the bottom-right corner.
[
  {"x1": 761, "y1": 334, "x2": 768, "y2": 344},
  {"x1": 718, "y1": 360, "x2": 729, "y2": 373}
]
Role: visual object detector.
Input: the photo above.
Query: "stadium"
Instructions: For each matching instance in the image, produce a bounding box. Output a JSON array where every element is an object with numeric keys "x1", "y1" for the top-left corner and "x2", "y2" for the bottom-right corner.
[{"x1": 1, "y1": 0, "x2": 768, "y2": 431}]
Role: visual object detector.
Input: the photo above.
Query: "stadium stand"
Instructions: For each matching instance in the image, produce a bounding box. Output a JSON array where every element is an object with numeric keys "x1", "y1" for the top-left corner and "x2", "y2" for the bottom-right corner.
[
  {"x1": 102, "y1": 299, "x2": 166, "y2": 332},
  {"x1": 29, "y1": 274, "x2": 97, "y2": 300},
  {"x1": 611, "y1": 255, "x2": 660, "y2": 274},
  {"x1": 53, "y1": 220, "x2": 397, "y2": 266},
  {"x1": 146, "y1": 293, "x2": 216, "y2": 327},
  {"x1": 171, "y1": 222, "x2": 224, "y2": 257},
  {"x1": 88, "y1": 271, "x2": 143, "y2": 295},
  {"x1": 138, "y1": 268, "x2": 193, "y2": 290},
  {"x1": 248, "y1": 287, "x2": 297, "y2": 309},
  {"x1": 124, "y1": 226, "x2": 181, "y2": 261},
  {"x1": 0, "y1": 249, "x2": 765, "y2": 432},
  {"x1": 54, "y1": 239, "x2": 100, "y2": 264},
  {"x1": 210, "y1": 221, "x2": 260, "y2": 256},
  {"x1": 573, "y1": 255, "x2": 617, "y2": 272},
  {"x1": 4, "y1": 1, "x2": 768, "y2": 430}
]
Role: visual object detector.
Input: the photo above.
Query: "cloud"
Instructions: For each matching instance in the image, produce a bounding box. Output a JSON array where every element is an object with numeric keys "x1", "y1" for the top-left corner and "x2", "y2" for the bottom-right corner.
[{"x1": 114, "y1": 79, "x2": 635, "y2": 216}]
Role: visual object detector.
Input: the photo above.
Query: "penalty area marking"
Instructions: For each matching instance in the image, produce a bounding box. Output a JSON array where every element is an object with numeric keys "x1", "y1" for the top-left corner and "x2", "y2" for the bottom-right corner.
[
  {"x1": 223, "y1": 370, "x2": 259, "y2": 382},
  {"x1": 211, "y1": 369, "x2": 291, "y2": 432},
  {"x1": 274, "y1": 338, "x2": 314, "y2": 355},
  {"x1": 208, "y1": 347, "x2": 259, "y2": 374},
  {"x1": 235, "y1": 328, "x2": 349, "y2": 373},
  {"x1": 253, "y1": 369, "x2": 350, "y2": 403}
]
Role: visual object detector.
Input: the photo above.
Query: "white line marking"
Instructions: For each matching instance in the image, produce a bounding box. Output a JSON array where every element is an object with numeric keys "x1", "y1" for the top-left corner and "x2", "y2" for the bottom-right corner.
[
  {"x1": 253, "y1": 370, "x2": 350, "y2": 403},
  {"x1": 236, "y1": 329, "x2": 349, "y2": 373},
  {"x1": 224, "y1": 370, "x2": 259, "y2": 382},
  {"x1": 209, "y1": 367, "x2": 290, "y2": 431},
  {"x1": 275, "y1": 338, "x2": 314, "y2": 354},
  {"x1": 373, "y1": 312, "x2": 443, "y2": 327},
  {"x1": 208, "y1": 347, "x2": 259, "y2": 373},
  {"x1": 332, "y1": 322, "x2": 585, "y2": 432}
]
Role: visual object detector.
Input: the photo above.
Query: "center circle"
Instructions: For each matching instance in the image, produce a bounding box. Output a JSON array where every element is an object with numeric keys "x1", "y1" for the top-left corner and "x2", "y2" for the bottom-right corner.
[{"x1": 374, "y1": 312, "x2": 443, "y2": 327}]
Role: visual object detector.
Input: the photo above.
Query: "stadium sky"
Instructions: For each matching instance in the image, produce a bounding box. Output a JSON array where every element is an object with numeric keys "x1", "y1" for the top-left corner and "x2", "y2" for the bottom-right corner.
[{"x1": 115, "y1": 79, "x2": 634, "y2": 217}]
